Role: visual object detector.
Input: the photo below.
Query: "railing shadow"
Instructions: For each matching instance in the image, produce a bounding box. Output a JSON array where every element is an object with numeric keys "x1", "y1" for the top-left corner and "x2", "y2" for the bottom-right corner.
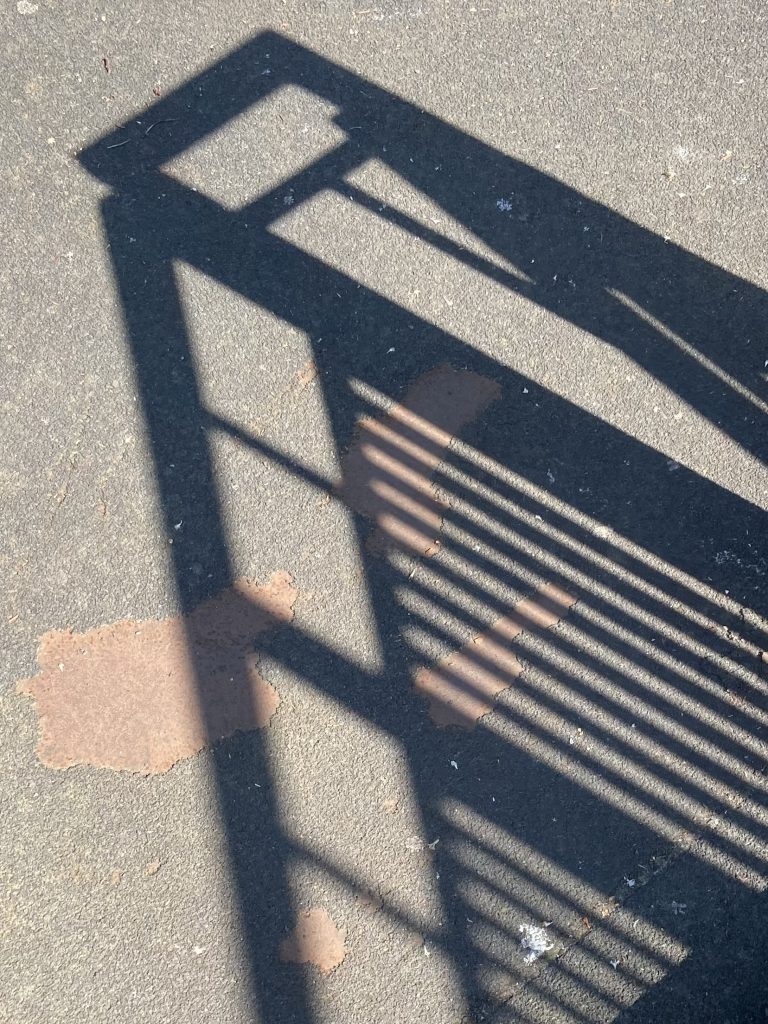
[{"x1": 78, "y1": 31, "x2": 768, "y2": 1024}]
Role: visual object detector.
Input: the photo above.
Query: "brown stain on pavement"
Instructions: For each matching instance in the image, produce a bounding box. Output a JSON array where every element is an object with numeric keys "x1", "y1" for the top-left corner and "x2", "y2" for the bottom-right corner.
[
  {"x1": 279, "y1": 908, "x2": 347, "y2": 973},
  {"x1": 339, "y1": 365, "x2": 500, "y2": 557},
  {"x1": 294, "y1": 358, "x2": 319, "y2": 392},
  {"x1": 415, "y1": 583, "x2": 577, "y2": 728},
  {"x1": 17, "y1": 572, "x2": 297, "y2": 774}
]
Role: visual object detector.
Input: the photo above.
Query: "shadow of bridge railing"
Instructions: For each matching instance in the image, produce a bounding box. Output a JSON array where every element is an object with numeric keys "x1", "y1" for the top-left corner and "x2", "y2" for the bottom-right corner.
[{"x1": 78, "y1": 30, "x2": 768, "y2": 1024}]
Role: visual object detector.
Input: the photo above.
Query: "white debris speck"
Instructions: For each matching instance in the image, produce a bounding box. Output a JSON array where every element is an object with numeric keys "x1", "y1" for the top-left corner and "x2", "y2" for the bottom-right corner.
[
  {"x1": 519, "y1": 923, "x2": 554, "y2": 964},
  {"x1": 547, "y1": 468, "x2": 555, "y2": 484},
  {"x1": 496, "y1": 198, "x2": 514, "y2": 212},
  {"x1": 450, "y1": 760, "x2": 459, "y2": 770},
  {"x1": 427, "y1": 838, "x2": 440, "y2": 850},
  {"x1": 670, "y1": 900, "x2": 687, "y2": 915},
  {"x1": 283, "y1": 192, "x2": 295, "y2": 206},
  {"x1": 173, "y1": 520, "x2": 183, "y2": 530},
  {"x1": 610, "y1": 958, "x2": 619, "y2": 969},
  {"x1": 624, "y1": 876, "x2": 636, "y2": 887},
  {"x1": 522, "y1": 387, "x2": 529, "y2": 394}
]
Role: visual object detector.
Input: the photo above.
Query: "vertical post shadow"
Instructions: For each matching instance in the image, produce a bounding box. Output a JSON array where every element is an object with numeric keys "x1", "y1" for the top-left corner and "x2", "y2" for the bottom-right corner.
[{"x1": 103, "y1": 207, "x2": 314, "y2": 1022}]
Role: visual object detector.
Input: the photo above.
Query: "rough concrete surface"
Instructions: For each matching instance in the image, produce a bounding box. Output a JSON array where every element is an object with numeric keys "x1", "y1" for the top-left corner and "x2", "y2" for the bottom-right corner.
[{"x1": 1, "y1": 3, "x2": 767, "y2": 1024}]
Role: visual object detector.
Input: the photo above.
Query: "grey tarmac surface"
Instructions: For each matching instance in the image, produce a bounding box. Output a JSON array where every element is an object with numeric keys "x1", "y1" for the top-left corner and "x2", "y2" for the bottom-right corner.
[{"x1": 1, "y1": 3, "x2": 767, "y2": 1023}]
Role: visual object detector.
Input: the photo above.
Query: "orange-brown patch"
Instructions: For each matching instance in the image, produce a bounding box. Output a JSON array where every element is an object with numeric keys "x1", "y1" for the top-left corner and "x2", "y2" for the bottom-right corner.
[
  {"x1": 279, "y1": 909, "x2": 347, "y2": 973},
  {"x1": 294, "y1": 358, "x2": 319, "y2": 391},
  {"x1": 17, "y1": 572, "x2": 297, "y2": 774},
  {"x1": 339, "y1": 366, "x2": 500, "y2": 557},
  {"x1": 415, "y1": 583, "x2": 577, "y2": 728}
]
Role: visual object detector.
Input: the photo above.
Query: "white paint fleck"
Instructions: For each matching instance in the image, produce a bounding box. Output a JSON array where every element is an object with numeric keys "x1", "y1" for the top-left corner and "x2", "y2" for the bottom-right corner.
[{"x1": 519, "y1": 923, "x2": 554, "y2": 963}]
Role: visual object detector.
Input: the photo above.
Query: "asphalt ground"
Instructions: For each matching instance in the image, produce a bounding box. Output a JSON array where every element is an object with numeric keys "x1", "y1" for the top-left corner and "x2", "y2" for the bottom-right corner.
[{"x1": 2, "y1": 3, "x2": 767, "y2": 1023}]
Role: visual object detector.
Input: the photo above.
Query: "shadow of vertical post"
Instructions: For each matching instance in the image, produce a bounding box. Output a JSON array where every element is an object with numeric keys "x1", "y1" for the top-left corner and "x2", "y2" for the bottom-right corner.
[{"x1": 103, "y1": 202, "x2": 315, "y2": 1023}]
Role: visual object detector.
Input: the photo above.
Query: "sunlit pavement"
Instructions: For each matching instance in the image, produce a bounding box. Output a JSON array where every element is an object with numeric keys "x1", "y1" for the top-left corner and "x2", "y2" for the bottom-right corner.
[{"x1": 2, "y1": 6, "x2": 768, "y2": 1023}]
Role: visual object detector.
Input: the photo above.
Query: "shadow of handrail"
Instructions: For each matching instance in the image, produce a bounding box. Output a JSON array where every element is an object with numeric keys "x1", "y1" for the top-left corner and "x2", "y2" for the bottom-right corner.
[{"x1": 77, "y1": 29, "x2": 768, "y2": 1024}]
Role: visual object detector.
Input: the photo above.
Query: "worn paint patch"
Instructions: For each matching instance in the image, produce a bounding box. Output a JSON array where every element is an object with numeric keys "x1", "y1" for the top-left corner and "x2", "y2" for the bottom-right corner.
[
  {"x1": 415, "y1": 583, "x2": 577, "y2": 728},
  {"x1": 279, "y1": 909, "x2": 347, "y2": 973},
  {"x1": 340, "y1": 366, "x2": 500, "y2": 556},
  {"x1": 294, "y1": 358, "x2": 319, "y2": 392},
  {"x1": 17, "y1": 572, "x2": 297, "y2": 774}
]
